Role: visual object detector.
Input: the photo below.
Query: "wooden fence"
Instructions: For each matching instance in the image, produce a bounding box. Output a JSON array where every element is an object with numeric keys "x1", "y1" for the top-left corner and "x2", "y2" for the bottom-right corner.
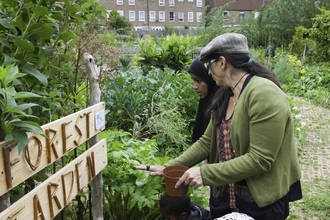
[{"x1": 0, "y1": 102, "x2": 107, "y2": 219}]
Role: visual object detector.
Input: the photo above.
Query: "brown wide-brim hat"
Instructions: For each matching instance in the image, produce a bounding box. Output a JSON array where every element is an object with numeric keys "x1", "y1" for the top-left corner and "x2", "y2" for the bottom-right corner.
[{"x1": 199, "y1": 33, "x2": 249, "y2": 62}]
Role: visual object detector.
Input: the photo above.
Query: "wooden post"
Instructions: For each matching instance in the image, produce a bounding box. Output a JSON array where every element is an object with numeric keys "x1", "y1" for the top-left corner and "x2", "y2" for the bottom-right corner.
[
  {"x1": 0, "y1": 125, "x2": 10, "y2": 212},
  {"x1": 83, "y1": 52, "x2": 103, "y2": 220}
]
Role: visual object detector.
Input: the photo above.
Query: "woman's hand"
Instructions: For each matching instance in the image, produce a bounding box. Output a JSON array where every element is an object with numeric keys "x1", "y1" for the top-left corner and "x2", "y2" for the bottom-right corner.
[
  {"x1": 175, "y1": 167, "x2": 203, "y2": 189},
  {"x1": 134, "y1": 164, "x2": 166, "y2": 176}
]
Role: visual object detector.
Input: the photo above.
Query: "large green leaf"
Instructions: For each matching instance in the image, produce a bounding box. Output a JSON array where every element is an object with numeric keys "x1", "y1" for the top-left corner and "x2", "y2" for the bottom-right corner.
[
  {"x1": 58, "y1": 31, "x2": 77, "y2": 42},
  {"x1": 0, "y1": 37, "x2": 11, "y2": 47},
  {"x1": 4, "y1": 106, "x2": 27, "y2": 116},
  {"x1": 31, "y1": 24, "x2": 56, "y2": 40},
  {"x1": 10, "y1": 15, "x2": 25, "y2": 32},
  {"x1": 0, "y1": 18, "x2": 18, "y2": 34},
  {"x1": 2, "y1": 54, "x2": 20, "y2": 66},
  {"x1": 6, "y1": 130, "x2": 28, "y2": 154},
  {"x1": 16, "y1": 103, "x2": 39, "y2": 111},
  {"x1": 11, "y1": 120, "x2": 44, "y2": 134},
  {"x1": 14, "y1": 91, "x2": 42, "y2": 99},
  {"x1": 14, "y1": 39, "x2": 35, "y2": 51},
  {"x1": 22, "y1": 66, "x2": 48, "y2": 87},
  {"x1": 6, "y1": 65, "x2": 25, "y2": 85},
  {"x1": 31, "y1": 6, "x2": 49, "y2": 17}
]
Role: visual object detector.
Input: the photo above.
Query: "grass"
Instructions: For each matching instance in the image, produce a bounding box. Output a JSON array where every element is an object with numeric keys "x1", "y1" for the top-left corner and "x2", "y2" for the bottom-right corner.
[{"x1": 288, "y1": 178, "x2": 330, "y2": 219}]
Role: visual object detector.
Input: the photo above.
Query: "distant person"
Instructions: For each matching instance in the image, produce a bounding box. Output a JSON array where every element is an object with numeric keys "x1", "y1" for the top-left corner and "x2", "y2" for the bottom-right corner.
[
  {"x1": 264, "y1": 45, "x2": 275, "y2": 58},
  {"x1": 160, "y1": 192, "x2": 212, "y2": 220},
  {"x1": 188, "y1": 59, "x2": 219, "y2": 143}
]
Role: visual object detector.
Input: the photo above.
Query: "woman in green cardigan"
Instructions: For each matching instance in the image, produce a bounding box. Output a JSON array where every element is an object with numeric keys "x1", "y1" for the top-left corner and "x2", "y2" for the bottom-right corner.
[{"x1": 135, "y1": 33, "x2": 302, "y2": 220}]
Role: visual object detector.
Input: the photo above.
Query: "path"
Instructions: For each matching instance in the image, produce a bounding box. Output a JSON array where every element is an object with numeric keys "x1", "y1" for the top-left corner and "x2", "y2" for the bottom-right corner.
[{"x1": 291, "y1": 97, "x2": 330, "y2": 219}]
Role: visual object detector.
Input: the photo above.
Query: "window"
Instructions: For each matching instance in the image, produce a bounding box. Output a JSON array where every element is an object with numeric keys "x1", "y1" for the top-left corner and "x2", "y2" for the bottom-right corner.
[
  {"x1": 196, "y1": 12, "x2": 202, "y2": 22},
  {"x1": 159, "y1": 11, "x2": 165, "y2": 22},
  {"x1": 178, "y1": 0, "x2": 183, "y2": 1},
  {"x1": 129, "y1": 11, "x2": 135, "y2": 21},
  {"x1": 178, "y1": 12, "x2": 184, "y2": 22},
  {"x1": 223, "y1": 11, "x2": 229, "y2": 19},
  {"x1": 188, "y1": 0, "x2": 193, "y2": 2},
  {"x1": 118, "y1": 10, "x2": 124, "y2": 16},
  {"x1": 117, "y1": 0, "x2": 123, "y2": 5},
  {"x1": 196, "y1": 0, "x2": 202, "y2": 7},
  {"x1": 150, "y1": 11, "x2": 156, "y2": 22},
  {"x1": 188, "y1": 12, "x2": 193, "y2": 22},
  {"x1": 128, "y1": 0, "x2": 135, "y2": 5},
  {"x1": 139, "y1": 11, "x2": 145, "y2": 21},
  {"x1": 169, "y1": 0, "x2": 174, "y2": 6},
  {"x1": 239, "y1": 12, "x2": 245, "y2": 20},
  {"x1": 169, "y1": 12, "x2": 175, "y2": 22},
  {"x1": 159, "y1": 0, "x2": 165, "y2": 6}
]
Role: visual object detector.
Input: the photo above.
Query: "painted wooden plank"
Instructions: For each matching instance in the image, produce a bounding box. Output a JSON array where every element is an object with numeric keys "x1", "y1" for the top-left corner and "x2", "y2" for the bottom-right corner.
[
  {"x1": 0, "y1": 102, "x2": 106, "y2": 196},
  {"x1": 0, "y1": 139, "x2": 107, "y2": 220}
]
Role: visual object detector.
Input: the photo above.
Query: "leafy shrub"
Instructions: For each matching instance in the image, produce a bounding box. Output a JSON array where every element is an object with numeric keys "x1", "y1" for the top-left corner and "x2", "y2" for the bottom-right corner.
[
  {"x1": 135, "y1": 34, "x2": 200, "y2": 73},
  {"x1": 100, "y1": 129, "x2": 210, "y2": 219},
  {"x1": 273, "y1": 54, "x2": 302, "y2": 84},
  {"x1": 116, "y1": 28, "x2": 127, "y2": 35},
  {"x1": 102, "y1": 67, "x2": 198, "y2": 154},
  {"x1": 0, "y1": 65, "x2": 44, "y2": 152},
  {"x1": 108, "y1": 11, "x2": 132, "y2": 31},
  {"x1": 284, "y1": 63, "x2": 330, "y2": 108},
  {"x1": 100, "y1": 129, "x2": 166, "y2": 220}
]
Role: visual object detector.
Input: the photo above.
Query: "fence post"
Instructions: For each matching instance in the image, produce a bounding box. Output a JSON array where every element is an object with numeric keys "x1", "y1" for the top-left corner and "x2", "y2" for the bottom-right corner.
[{"x1": 83, "y1": 52, "x2": 103, "y2": 220}]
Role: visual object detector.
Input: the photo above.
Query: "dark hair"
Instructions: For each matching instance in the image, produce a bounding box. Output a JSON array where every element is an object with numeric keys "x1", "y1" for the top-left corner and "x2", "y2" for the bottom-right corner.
[
  {"x1": 160, "y1": 193, "x2": 191, "y2": 216},
  {"x1": 206, "y1": 53, "x2": 282, "y2": 127}
]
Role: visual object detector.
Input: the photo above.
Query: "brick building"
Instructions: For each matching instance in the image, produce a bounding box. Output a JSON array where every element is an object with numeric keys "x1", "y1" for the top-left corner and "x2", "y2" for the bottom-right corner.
[
  {"x1": 100, "y1": 0, "x2": 272, "y2": 30},
  {"x1": 100, "y1": 0, "x2": 205, "y2": 30}
]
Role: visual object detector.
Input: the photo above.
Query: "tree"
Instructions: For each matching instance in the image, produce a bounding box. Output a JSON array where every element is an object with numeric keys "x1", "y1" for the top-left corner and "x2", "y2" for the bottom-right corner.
[
  {"x1": 195, "y1": 5, "x2": 229, "y2": 45},
  {"x1": 0, "y1": 0, "x2": 110, "y2": 216},
  {"x1": 108, "y1": 11, "x2": 133, "y2": 31},
  {"x1": 240, "y1": 0, "x2": 330, "y2": 47},
  {"x1": 308, "y1": 7, "x2": 330, "y2": 61}
]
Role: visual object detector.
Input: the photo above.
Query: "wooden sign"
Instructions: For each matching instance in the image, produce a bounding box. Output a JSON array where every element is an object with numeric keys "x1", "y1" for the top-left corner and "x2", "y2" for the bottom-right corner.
[
  {"x1": 0, "y1": 139, "x2": 107, "y2": 220},
  {"x1": 0, "y1": 102, "x2": 106, "y2": 196}
]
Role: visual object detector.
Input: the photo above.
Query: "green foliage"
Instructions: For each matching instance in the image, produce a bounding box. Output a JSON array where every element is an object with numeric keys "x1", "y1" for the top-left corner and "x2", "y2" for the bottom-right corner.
[
  {"x1": 289, "y1": 26, "x2": 309, "y2": 57},
  {"x1": 0, "y1": 65, "x2": 44, "y2": 152},
  {"x1": 308, "y1": 7, "x2": 330, "y2": 62},
  {"x1": 164, "y1": 24, "x2": 175, "y2": 34},
  {"x1": 238, "y1": 0, "x2": 330, "y2": 47},
  {"x1": 284, "y1": 63, "x2": 330, "y2": 108},
  {"x1": 100, "y1": 129, "x2": 209, "y2": 219},
  {"x1": 116, "y1": 28, "x2": 127, "y2": 35},
  {"x1": 272, "y1": 53, "x2": 302, "y2": 84},
  {"x1": 0, "y1": 0, "x2": 109, "y2": 123},
  {"x1": 108, "y1": 11, "x2": 133, "y2": 31},
  {"x1": 195, "y1": 5, "x2": 228, "y2": 45},
  {"x1": 102, "y1": 67, "x2": 198, "y2": 153},
  {"x1": 100, "y1": 129, "x2": 166, "y2": 220},
  {"x1": 136, "y1": 33, "x2": 200, "y2": 73}
]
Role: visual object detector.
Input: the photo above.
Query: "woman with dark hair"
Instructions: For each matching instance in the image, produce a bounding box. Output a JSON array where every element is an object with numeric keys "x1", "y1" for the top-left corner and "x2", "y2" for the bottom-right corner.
[
  {"x1": 188, "y1": 59, "x2": 219, "y2": 143},
  {"x1": 135, "y1": 33, "x2": 302, "y2": 220}
]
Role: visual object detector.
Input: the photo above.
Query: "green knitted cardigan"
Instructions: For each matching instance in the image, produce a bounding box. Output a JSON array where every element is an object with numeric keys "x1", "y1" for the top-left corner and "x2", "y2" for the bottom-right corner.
[{"x1": 165, "y1": 76, "x2": 301, "y2": 207}]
